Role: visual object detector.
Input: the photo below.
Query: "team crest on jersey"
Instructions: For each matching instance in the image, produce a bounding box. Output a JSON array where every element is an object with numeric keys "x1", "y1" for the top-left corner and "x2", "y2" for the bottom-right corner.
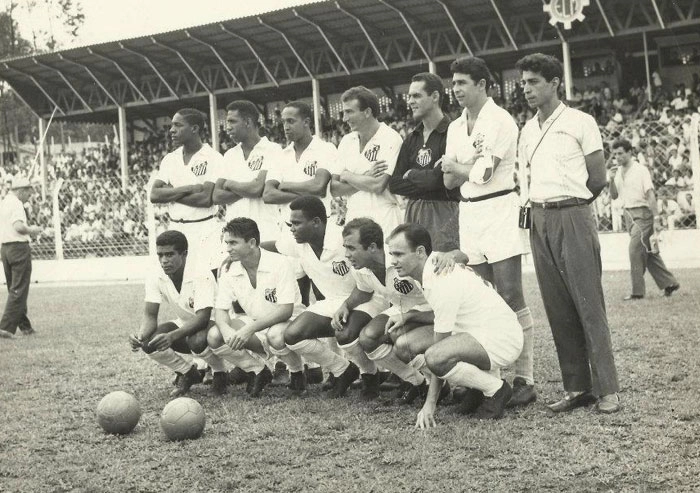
[
  {"x1": 332, "y1": 260, "x2": 350, "y2": 276},
  {"x1": 393, "y1": 277, "x2": 414, "y2": 295},
  {"x1": 248, "y1": 155, "x2": 264, "y2": 171},
  {"x1": 188, "y1": 297, "x2": 195, "y2": 308},
  {"x1": 364, "y1": 144, "x2": 380, "y2": 162},
  {"x1": 303, "y1": 160, "x2": 318, "y2": 177},
  {"x1": 191, "y1": 161, "x2": 208, "y2": 177},
  {"x1": 416, "y1": 148, "x2": 432, "y2": 167},
  {"x1": 264, "y1": 288, "x2": 277, "y2": 303}
]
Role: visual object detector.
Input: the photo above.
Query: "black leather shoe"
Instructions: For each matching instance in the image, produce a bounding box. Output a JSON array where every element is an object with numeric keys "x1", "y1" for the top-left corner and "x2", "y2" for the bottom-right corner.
[
  {"x1": 288, "y1": 371, "x2": 307, "y2": 394},
  {"x1": 506, "y1": 377, "x2": 537, "y2": 408},
  {"x1": 321, "y1": 373, "x2": 336, "y2": 391},
  {"x1": 547, "y1": 391, "x2": 597, "y2": 412},
  {"x1": 249, "y1": 367, "x2": 273, "y2": 398},
  {"x1": 330, "y1": 362, "x2": 360, "y2": 398},
  {"x1": 664, "y1": 284, "x2": 680, "y2": 297},
  {"x1": 623, "y1": 294, "x2": 644, "y2": 301},
  {"x1": 170, "y1": 365, "x2": 200, "y2": 397},
  {"x1": 437, "y1": 382, "x2": 451, "y2": 405},
  {"x1": 228, "y1": 367, "x2": 249, "y2": 385},
  {"x1": 19, "y1": 327, "x2": 36, "y2": 335},
  {"x1": 305, "y1": 366, "x2": 324, "y2": 385},
  {"x1": 456, "y1": 388, "x2": 484, "y2": 415},
  {"x1": 360, "y1": 372, "x2": 380, "y2": 400},
  {"x1": 212, "y1": 371, "x2": 228, "y2": 395},
  {"x1": 398, "y1": 381, "x2": 427, "y2": 405},
  {"x1": 474, "y1": 380, "x2": 513, "y2": 420}
]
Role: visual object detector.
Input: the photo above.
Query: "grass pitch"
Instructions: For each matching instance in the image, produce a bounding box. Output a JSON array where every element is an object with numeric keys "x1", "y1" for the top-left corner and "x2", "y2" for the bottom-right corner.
[{"x1": 1, "y1": 270, "x2": 699, "y2": 492}]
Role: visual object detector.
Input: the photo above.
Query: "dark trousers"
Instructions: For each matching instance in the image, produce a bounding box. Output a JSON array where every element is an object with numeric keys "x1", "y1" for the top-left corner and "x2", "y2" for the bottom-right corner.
[
  {"x1": 530, "y1": 205, "x2": 619, "y2": 396},
  {"x1": 625, "y1": 207, "x2": 677, "y2": 297},
  {"x1": 405, "y1": 199, "x2": 460, "y2": 252},
  {"x1": 0, "y1": 242, "x2": 33, "y2": 335}
]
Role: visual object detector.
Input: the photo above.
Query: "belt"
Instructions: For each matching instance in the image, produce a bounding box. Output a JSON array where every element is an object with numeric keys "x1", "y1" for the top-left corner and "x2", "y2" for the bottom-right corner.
[
  {"x1": 460, "y1": 189, "x2": 514, "y2": 203},
  {"x1": 530, "y1": 198, "x2": 590, "y2": 209},
  {"x1": 169, "y1": 215, "x2": 214, "y2": 224}
]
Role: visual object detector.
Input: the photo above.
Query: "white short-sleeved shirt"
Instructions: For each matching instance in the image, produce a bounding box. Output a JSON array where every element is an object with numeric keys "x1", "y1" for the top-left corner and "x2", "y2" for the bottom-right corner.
[
  {"x1": 267, "y1": 136, "x2": 339, "y2": 217},
  {"x1": 352, "y1": 260, "x2": 428, "y2": 312},
  {"x1": 519, "y1": 103, "x2": 603, "y2": 202},
  {"x1": 144, "y1": 262, "x2": 216, "y2": 322},
  {"x1": 156, "y1": 144, "x2": 225, "y2": 222},
  {"x1": 421, "y1": 254, "x2": 517, "y2": 334},
  {"x1": 275, "y1": 223, "x2": 355, "y2": 300},
  {"x1": 0, "y1": 193, "x2": 30, "y2": 243},
  {"x1": 337, "y1": 123, "x2": 404, "y2": 225},
  {"x1": 614, "y1": 161, "x2": 653, "y2": 209},
  {"x1": 215, "y1": 249, "x2": 304, "y2": 320},
  {"x1": 444, "y1": 99, "x2": 518, "y2": 199}
]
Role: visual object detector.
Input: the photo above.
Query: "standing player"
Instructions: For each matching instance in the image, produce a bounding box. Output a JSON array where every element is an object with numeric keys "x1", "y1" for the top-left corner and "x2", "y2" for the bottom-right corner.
[
  {"x1": 213, "y1": 100, "x2": 284, "y2": 244},
  {"x1": 389, "y1": 73, "x2": 460, "y2": 251},
  {"x1": 207, "y1": 218, "x2": 307, "y2": 397},
  {"x1": 150, "y1": 108, "x2": 224, "y2": 274},
  {"x1": 385, "y1": 224, "x2": 523, "y2": 427},
  {"x1": 609, "y1": 139, "x2": 680, "y2": 299},
  {"x1": 264, "y1": 196, "x2": 361, "y2": 398},
  {"x1": 128, "y1": 231, "x2": 229, "y2": 397},
  {"x1": 517, "y1": 53, "x2": 620, "y2": 413},
  {"x1": 331, "y1": 86, "x2": 404, "y2": 234},
  {"x1": 441, "y1": 56, "x2": 536, "y2": 407}
]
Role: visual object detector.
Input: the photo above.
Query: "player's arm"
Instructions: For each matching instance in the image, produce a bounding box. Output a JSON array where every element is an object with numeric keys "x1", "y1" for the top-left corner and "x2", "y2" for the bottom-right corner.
[
  {"x1": 262, "y1": 179, "x2": 301, "y2": 204},
  {"x1": 13, "y1": 220, "x2": 42, "y2": 236},
  {"x1": 260, "y1": 241, "x2": 279, "y2": 253},
  {"x1": 608, "y1": 169, "x2": 620, "y2": 200},
  {"x1": 385, "y1": 307, "x2": 434, "y2": 334},
  {"x1": 175, "y1": 181, "x2": 215, "y2": 208},
  {"x1": 149, "y1": 307, "x2": 212, "y2": 352},
  {"x1": 212, "y1": 178, "x2": 241, "y2": 205},
  {"x1": 279, "y1": 168, "x2": 332, "y2": 197},
  {"x1": 330, "y1": 173, "x2": 358, "y2": 197},
  {"x1": 338, "y1": 169, "x2": 391, "y2": 194},
  {"x1": 331, "y1": 287, "x2": 374, "y2": 330},
  {"x1": 584, "y1": 150, "x2": 607, "y2": 200},
  {"x1": 399, "y1": 165, "x2": 451, "y2": 194},
  {"x1": 130, "y1": 301, "x2": 160, "y2": 350},
  {"x1": 150, "y1": 179, "x2": 199, "y2": 204},
  {"x1": 219, "y1": 170, "x2": 268, "y2": 199},
  {"x1": 416, "y1": 330, "x2": 450, "y2": 430},
  {"x1": 442, "y1": 155, "x2": 478, "y2": 190}
]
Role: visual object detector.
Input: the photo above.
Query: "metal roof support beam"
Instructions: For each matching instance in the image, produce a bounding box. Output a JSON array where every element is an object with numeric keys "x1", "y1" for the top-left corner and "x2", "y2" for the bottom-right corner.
[
  {"x1": 58, "y1": 54, "x2": 120, "y2": 106},
  {"x1": 185, "y1": 30, "x2": 244, "y2": 89},
  {"x1": 151, "y1": 37, "x2": 211, "y2": 93},
  {"x1": 9, "y1": 88, "x2": 40, "y2": 119},
  {"x1": 595, "y1": 0, "x2": 615, "y2": 36},
  {"x1": 378, "y1": 0, "x2": 432, "y2": 63},
  {"x1": 87, "y1": 49, "x2": 149, "y2": 103},
  {"x1": 434, "y1": 0, "x2": 474, "y2": 56},
  {"x1": 33, "y1": 58, "x2": 92, "y2": 112},
  {"x1": 488, "y1": 0, "x2": 518, "y2": 50},
  {"x1": 118, "y1": 42, "x2": 179, "y2": 99},
  {"x1": 293, "y1": 9, "x2": 350, "y2": 75},
  {"x1": 219, "y1": 23, "x2": 279, "y2": 87},
  {"x1": 335, "y1": 2, "x2": 389, "y2": 70},
  {"x1": 4, "y1": 63, "x2": 65, "y2": 115},
  {"x1": 257, "y1": 17, "x2": 314, "y2": 78},
  {"x1": 649, "y1": 0, "x2": 666, "y2": 28}
]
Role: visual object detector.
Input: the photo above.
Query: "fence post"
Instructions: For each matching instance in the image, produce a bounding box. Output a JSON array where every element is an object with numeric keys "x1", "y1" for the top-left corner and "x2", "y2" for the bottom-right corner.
[
  {"x1": 690, "y1": 113, "x2": 700, "y2": 230},
  {"x1": 145, "y1": 174, "x2": 157, "y2": 257},
  {"x1": 52, "y1": 178, "x2": 64, "y2": 260}
]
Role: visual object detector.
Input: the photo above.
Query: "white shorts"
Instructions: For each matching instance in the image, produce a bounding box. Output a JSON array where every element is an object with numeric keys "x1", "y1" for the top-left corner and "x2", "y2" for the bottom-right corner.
[
  {"x1": 232, "y1": 314, "x2": 289, "y2": 360},
  {"x1": 170, "y1": 218, "x2": 225, "y2": 271},
  {"x1": 305, "y1": 297, "x2": 347, "y2": 318},
  {"x1": 458, "y1": 192, "x2": 530, "y2": 265},
  {"x1": 382, "y1": 302, "x2": 432, "y2": 318},
  {"x1": 355, "y1": 298, "x2": 390, "y2": 319},
  {"x1": 455, "y1": 317, "x2": 523, "y2": 369}
]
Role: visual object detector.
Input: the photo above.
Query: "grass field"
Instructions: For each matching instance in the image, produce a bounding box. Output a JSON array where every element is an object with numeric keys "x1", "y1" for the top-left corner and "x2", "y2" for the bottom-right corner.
[{"x1": 1, "y1": 269, "x2": 699, "y2": 492}]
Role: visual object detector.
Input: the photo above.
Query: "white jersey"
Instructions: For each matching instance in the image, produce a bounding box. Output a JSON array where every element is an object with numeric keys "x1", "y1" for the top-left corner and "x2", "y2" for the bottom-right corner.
[
  {"x1": 275, "y1": 223, "x2": 355, "y2": 300},
  {"x1": 144, "y1": 261, "x2": 216, "y2": 322},
  {"x1": 337, "y1": 123, "x2": 403, "y2": 233},
  {"x1": 352, "y1": 259, "x2": 428, "y2": 312},
  {"x1": 268, "y1": 136, "x2": 339, "y2": 217},
  {"x1": 215, "y1": 249, "x2": 304, "y2": 320},
  {"x1": 156, "y1": 144, "x2": 224, "y2": 222},
  {"x1": 222, "y1": 137, "x2": 283, "y2": 238},
  {"x1": 444, "y1": 98, "x2": 518, "y2": 199}
]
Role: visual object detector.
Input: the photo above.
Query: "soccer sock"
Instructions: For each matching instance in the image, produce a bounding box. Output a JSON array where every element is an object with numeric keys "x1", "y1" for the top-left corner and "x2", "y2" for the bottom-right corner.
[
  {"x1": 269, "y1": 345, "x2": 304, "y2": 373},
  {"x1": 514, "y1": 307, "x2": 535, "y2": 385},
  {"x1": 193, "y1": 347, "x2": 227, "y2": 373},
  {"x1": 191, "y1": 356, "x2": 209, "y2": 371},
  {"x1": 212, "y1": 345, "x2": 266, "y2": 374},
  {"x1": 408, "y1": 354, "x2": 427, "y2": 374},
  {"x1": 442, "y1": 362, "x2": 503, "y2": 397},
  {"x1": 367, "y1": 344, "x2": 425, "y2": 385},
  {"x1": 148, "y1": 349, "x2": 193, "y2": 374},
  {"x1": 287, "y1": 339, "x2": 350, "y2": 377},
  {"x1": 338, "y1": 339, "x2": 377, "y2": 375},
  {"x1": 304, "y1": 359, "x2": 320, "y2": 370}
]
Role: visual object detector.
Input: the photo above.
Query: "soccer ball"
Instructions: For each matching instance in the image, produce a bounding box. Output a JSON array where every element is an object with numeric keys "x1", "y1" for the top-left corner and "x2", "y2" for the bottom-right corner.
[
  {"x1": 96, "y1": 391, "x2": 141, "y2": 435},
  {"x1": 160, "y1": 397, "x2": 206, "y2": 441}
]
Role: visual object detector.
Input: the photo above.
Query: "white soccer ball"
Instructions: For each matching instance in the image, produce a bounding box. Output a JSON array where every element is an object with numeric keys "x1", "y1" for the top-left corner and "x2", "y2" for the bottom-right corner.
[
  {"x1": 96, "y1": 391, "x2": 141, "y2": 435},
  {"x1": 160, "y1": 397, "x2": 206, "y2": 441}
]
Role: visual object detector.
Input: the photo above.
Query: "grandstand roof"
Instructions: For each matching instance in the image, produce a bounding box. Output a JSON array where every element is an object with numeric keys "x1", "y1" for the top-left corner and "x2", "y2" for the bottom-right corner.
[{"x1": 2, "y1": 0, "x2": 700, "y2": 123}]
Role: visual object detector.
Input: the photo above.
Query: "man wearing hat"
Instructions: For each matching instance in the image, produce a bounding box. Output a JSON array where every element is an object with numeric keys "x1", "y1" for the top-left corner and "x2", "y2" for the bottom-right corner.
[{"x1": 0, "y1": 176, "x2": 42, "y2": 338}]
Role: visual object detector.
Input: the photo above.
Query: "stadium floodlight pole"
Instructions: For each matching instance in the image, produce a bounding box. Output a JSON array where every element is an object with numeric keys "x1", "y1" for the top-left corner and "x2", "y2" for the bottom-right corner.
[
  {"x1": 335, "y1": 2, "x2": 390, "y2": 71},
  {"x1": 219, "y1": 23, "x2": 279, "y2": 88},
  {"x1": 293, "y1": 9, "x2": 350, "y2": 75},
  {"x1": 185, "y1": 30, "x2": 244, "y2": 90},
  {"x1": 643, "y1": 31, "x2": 652, "y2": 103},
  {"x1": 117, "y1": 105, "x2": 129, "y2": 192},
  {"x1": 3, "y1": 63, "x2": 66, "y2": 116},
  {"x1": 118, "y1": 42, "x2": 179, "y2": 99},
  {"x1": 434, "y1": 0, "x2": 474, "y2": 57},
  {"x1": 31, "y1": 106, "x2": 57, "y2": 198},
  {"x1": 312, "y1": 77, "x2": 322, "y2": 138},
  {"x1": 649, "y1": 0, "x2": 666, "y2": 29},
  {"x1": 594, "y1": 0, "x2": 615, "y2": 37},
  {"x1": 553, "y1": 25, "x2": 573, "y2": 100},
  {"x1": 87, "y1": 48, "x2": 149, "y2": 104},
  {"x1": 378, "y1": 0, "x2": 434, "y2": 71},
  {"x1": 257, "y1": 17, "x2": 314, "y2": 79},
  {"x1": 33, "y1": 58, "x2": 93, "y2": 112},
  {"x1": 488, "y1": 0, "x2": 518, "y2": 50},
  {"x1": 58, "y1": 54, "x2": 120, "y2": 107}
]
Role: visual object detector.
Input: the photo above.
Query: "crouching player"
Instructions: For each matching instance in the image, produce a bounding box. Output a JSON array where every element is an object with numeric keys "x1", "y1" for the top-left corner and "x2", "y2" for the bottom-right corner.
[
  {"x1": 386, "y1": 224, "x2": 523, "y2": 427},
  {"x1": 208, "y1": 218, "x2": 306, "y2": 397},
  {"x1": 129, "y1": 230, "x2": 229, "y2": 397}
]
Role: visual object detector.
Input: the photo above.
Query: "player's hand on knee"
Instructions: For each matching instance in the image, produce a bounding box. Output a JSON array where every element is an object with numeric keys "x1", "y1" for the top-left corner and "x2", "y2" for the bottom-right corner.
[
  {"x1": 331, "y1": 305, "x2": 350, "y2": 331},
  {"x1": 385, "y1": 314, "x2": 405, "y2": 335},
  {"x1": 415, "y1": 403, "x2": 437, "y2": 430},
  {"x1": 227, "y1": 328, "x2": 252, "y2": 351},
  {"x1": 148, "y1": 333, "x2": 173, "y2": 352},
  {"x1": 128, "y1": 334, "x2": 143, "y2": 352}
]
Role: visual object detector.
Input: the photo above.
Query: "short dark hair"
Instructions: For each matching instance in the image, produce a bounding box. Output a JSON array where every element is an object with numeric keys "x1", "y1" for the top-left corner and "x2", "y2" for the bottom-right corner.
[
  {"x1": 387, "y1": 223, "x2": 432, "y2": 256},
  {"x1": 341, "y1": 86, "x2": 380, "y2": 118},
  {"x1": 226, "y1": 100, "x2": 260, "y2": 126},
  {"x1": 450, "y1": 56, "x2": 492, "y2": 88},
  {"x1": 289, "y1": 195, "x2": 327, "y2": 224},
  {"x1": 342, "y1": 217, "x2": 384, "y2": 250},
  {"x1": 156, "y1": 230, "x2": 188, "y2": 254},
  {"x1": 411, "y1": 72, "x2": 444, "y2": 104},
  {"x1": 284, "y1": 101, "x2": 313, "y2": 124},
  {"x1": 612, "y1": 139, "x2": 632, "y2": 152},
  {"x1": 515, "y1": 53, "x2": 563, "y2": 83},
  {"x1": 175, "y1": 108, "x2": 206, "y2": 133},
  {"x1": 223, "y1": 217, "x2": 260, "y2": 246}
]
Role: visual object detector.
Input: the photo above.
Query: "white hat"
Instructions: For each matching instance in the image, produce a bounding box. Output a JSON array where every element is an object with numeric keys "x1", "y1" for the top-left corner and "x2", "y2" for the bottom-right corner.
[{"x1": 11, "y1": 176, "x2": 32, "y2": 189}]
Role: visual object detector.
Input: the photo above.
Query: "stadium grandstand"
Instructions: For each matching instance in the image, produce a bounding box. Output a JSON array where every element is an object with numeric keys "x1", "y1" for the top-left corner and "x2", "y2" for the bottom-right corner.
[{"x1": 0, "y1": 0, "x2": 698, "y2": 262}]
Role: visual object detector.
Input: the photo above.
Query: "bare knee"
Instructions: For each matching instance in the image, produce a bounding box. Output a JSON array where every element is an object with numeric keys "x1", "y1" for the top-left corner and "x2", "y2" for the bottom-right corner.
[
  {"x1": 188, "y1": 331, "x2": 208, "y2": 354},
  {"x1": 425, "y1": 346, "x2": 453, "y2": 377},
  {"x1": 207, "y1": 326, "x2": 224, "y2": 348},
  {"x1": 266, "y1": 324, "x2": 287, "y2": 350},
  {"x1": 284, "y1": 320, "x2": 304, "y2": 346},
  {"x1": 496, "y1": 283, "x2": 525, "y2": 312}
]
